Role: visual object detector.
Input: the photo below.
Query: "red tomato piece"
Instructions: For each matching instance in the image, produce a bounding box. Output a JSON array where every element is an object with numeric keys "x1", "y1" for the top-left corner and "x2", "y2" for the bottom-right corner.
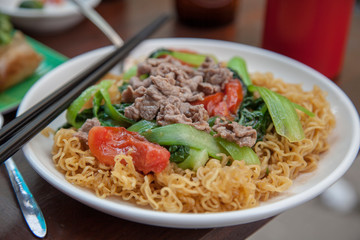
[
  {"x1": 224, "y1": 80, "x2": 243, "y2": 114},
  {"x1": 88, "y1": 126, "x2": 170, "y2": 174},
  {"x1": 192, "y1": 92, "x2": 224, "y2": 116},
  {"x1": 192, "y1": 80, "x2": 243, "y2": 119},
  {"x1": 211, "y1": 101, "x2": 230, "y2": 117}
]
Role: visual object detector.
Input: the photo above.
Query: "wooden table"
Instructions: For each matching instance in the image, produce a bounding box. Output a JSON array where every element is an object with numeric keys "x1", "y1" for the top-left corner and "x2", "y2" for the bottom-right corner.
[{"x1": 1, "y1": 0, "x2": 359, "y2": 239}]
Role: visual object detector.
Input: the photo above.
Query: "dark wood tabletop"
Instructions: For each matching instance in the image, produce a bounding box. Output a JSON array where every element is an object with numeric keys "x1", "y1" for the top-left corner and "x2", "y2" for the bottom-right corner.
[{"x1": 1, "y1": 0, "x2": 359, "y2": 239}]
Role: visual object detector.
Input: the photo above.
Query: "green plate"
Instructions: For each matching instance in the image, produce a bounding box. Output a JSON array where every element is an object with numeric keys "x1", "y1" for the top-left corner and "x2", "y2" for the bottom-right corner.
[{"x1": 0, "y1": 36, "x2": 68, "y2": 113}]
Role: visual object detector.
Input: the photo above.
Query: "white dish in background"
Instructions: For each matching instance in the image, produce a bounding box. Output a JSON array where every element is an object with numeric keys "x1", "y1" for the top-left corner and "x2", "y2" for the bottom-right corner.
[
  {"x1": 0, "y1": 0, "x2": 101, "y2": 34},
  {"x1": 18, "y1": 38, "x2": 360, "y2": 228}
]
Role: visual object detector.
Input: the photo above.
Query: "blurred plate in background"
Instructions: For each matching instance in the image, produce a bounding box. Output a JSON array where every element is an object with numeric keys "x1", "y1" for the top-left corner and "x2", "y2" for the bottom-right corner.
[
  {"x1": 0, "y1": 0, "x2": 101, "y2": 33},
  {"x1": 0, "y1": 36, "x2": 67, "y2": 113}
]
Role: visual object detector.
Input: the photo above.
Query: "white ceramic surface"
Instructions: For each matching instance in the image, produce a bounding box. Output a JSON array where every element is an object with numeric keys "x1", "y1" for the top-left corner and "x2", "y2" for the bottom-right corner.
[
  {"x1": 18, "y1": 38, "x2": 360, "y2": 228},
  {"x1": 0, "y1": 0, "x2": 101, "y2": 33}
]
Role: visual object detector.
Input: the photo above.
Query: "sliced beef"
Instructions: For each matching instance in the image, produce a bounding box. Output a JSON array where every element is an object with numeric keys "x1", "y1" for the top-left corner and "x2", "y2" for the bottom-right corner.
[
  {"x1": 197, "y1": 82, "x2": 221, "y2": 95},
  {"x1": 156, "y1": 96, "x2": 211, "y2": 132},
  {"x1": 151, "y1": 75, "x2": 203, "y2": 102},
  {"x1": 137, "y1": 61, "x2": 152, "y2": 75},
  {"x1": 74, "y1": 118, "x2": 101, "y2": 149},
  {"x1": 197, "y1": 56, "x2": 233, "y2": 89},
  {"x1": 129, "y1": 76, "x2": 152, "y2": 89},
  {"x1": 212, "y1": 118, "x2": 257, "y2": 147},
  {"x1": 178, "y1": 75, "x2": 202, "y2": 92},
  {"x1": 124, "y1": 85, "x2": 166, "y2": 121}
]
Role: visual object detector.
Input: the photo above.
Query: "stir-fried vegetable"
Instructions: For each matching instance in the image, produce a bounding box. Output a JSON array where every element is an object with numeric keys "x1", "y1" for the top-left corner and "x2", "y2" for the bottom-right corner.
[
  {"x1": 228, "y1": 56, "x2": 313, "y2": 142},
  {"x1": 237, "y1": 92, "x2": 271, "y2": 141},
  {"x1": 168, "y1": 145, "x2": 190, "y2": 163},
  {"x1": 127, "y1": 120, "x2": 158, "y2": 133},
  {"x1": 177, "y1": 148, "x2": 208, "y2": 171},
  {"x1": 227, "y1": 57, "x2": 252, "y2": 86},
  {"x1": 249, "y1": 85, "x2": 305, "y2": 142},
  {"x1": 149, "y1": 48, "x2": 217, "y2": 67},
  {"x1": 66, "y1": 80, "x2": 133, "y2": 129},
  {"x1": 141, "y1": 123, "x2": 261, "y2": 169},
  {"x1": 141, "y1": 123, "x2": 223, "y2": 159},
  {"x1": 217, "y1": 138, "x2": 260, "y2": 165},
  {"x1": 66, "y1": 81, "x2": 110, "y2": 128}
]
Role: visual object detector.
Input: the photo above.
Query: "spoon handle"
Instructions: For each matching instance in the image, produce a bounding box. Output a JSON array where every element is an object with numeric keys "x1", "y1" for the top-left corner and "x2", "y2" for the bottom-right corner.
[
  {"x1": 71, "y1": 0, "x2": 124, "y2": 47},
  {"x1": 5, "y1": 158, "x2": 47, "y2": 238}
]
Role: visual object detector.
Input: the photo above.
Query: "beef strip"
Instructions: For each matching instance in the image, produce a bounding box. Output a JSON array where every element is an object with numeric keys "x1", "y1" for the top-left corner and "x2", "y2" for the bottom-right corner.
[
  {"x1": 197, "y1": 56, "x2": 233, "y2": 89},
  {"x1": 197, "y1": 82, "x2": 221, "y2": 95},
  {"x1": 121, "y1": 85, "x2": 135, "y2": 103},
  {"x1": 73, "y1": 118, "x2": 101, "y2": 149},
  {"x1": 151, "y1": 75, "x2": 203, "y2": 102},
  {"x1": 212, "y1": 118, "x2": 257, "y2": 147},
  {"x1": 156, "y1": 96, "x2": 211, "y2": 132},
  {"x1": 124, "y1": 85, "x2": 166, "y2": 121},
  {"x1": 129, "y1": 76, "x2": 152, "y2": 89}
]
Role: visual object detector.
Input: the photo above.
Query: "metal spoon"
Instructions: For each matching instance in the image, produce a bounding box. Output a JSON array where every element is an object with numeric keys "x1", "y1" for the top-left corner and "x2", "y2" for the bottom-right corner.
[
  {"x1": 70, "y1": 0, "x2": 125, "y2": 72},
  {"x1": 1, "y1": 114, "x2": 47, "y2": 238},
  {"x1": 70, "y1": 0, "x2": 124, "y2": 47}
]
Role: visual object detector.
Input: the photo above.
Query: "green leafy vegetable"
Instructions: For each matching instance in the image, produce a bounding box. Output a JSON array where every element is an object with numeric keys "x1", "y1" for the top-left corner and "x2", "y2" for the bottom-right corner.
[
  {"x1": 227, "y1": 56, "x2": 252, "y2": 86},
  {"x1": 66, "y1": 80, "x2": 133, "y2": 128},
  {"x1": 249, "y1": 85, "x2": 305, "y2": 142},
  {"x1": 66, "y1": 82, "x2": 108, "y2": 129},
  {"x1": 127, "y1": 120, "x2": 158, "y2": 133},
  {"x1": 237, "y1": 92, "x2": 272, "y2": 141},
  {"x1": 217, "y1": 138, "x2": 260, "y2": 165},
  {"x1": 177, "y1": 148, "x2": 209, "y2": 170},
  {"x1": 229, "y1": 55, "x2": 313, "y2": 142},
  {"x1": 149, "y1": 48, "x2": 217, "y2": 67},
  {"x1": 100, "y1": 87, "x2": 134, "y2": 126},
  {"x1": 141, "y1": 123, "x2": 223, "y2": 159},
  {"x1": 168, "y1": 145, "x2": 190, "y2": 163}
]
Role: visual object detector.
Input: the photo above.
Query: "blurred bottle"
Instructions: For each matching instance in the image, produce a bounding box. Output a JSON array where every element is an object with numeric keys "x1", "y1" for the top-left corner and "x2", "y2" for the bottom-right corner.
[
  {"x1": 175, "y1": 0, "x2": 239, "y2": 27},
  {"x1": 262, "y1": 0, "x2": 354, "y2": 81}
]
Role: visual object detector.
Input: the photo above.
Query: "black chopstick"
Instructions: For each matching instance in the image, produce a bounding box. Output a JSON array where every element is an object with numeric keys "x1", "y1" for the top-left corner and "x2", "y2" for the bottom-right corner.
[{"x1": 0, "y1": 14, "x2": 170, "y2": 165}]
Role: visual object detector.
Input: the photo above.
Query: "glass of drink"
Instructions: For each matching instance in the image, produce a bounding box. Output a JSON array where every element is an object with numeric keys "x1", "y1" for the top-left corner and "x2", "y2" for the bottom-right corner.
[{"x1": 262, "y1": 0, "x2": 355, "y2": 81}]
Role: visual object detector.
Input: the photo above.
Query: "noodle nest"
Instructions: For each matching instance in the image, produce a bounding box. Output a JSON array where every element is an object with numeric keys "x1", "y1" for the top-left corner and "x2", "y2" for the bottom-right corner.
[{"x1": 52, "y1": 72, "x2": 335, "y2": 213}]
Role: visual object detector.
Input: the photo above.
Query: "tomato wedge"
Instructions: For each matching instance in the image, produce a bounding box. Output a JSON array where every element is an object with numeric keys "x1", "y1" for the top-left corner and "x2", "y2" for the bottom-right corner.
[
  {"x1": 192, "y1": 92, "x2": 224, "y2": 116},
  {"x1": 224, "y1": 80, "x2": 243, "y2": 114},
  {"x1": 192, "y1": 80, "x2": 243, "y2": 118},
  {"x1": 88, "y1": 126, "x2": 170, "y2": 174}
]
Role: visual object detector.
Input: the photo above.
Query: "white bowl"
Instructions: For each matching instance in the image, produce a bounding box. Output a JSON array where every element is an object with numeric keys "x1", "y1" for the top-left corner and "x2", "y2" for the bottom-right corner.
[
  {"x1": 0, "y1": 0, "x2": 101, "y2": 34},
  {"x1": 18, "y1": 38, "x2": 360, "y2": 228}
]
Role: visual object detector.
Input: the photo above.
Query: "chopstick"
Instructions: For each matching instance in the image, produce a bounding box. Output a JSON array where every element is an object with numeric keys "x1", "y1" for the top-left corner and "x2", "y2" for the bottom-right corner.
[{"x1": 0, "y1": 14, "x2": 170, "y2": 165}]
